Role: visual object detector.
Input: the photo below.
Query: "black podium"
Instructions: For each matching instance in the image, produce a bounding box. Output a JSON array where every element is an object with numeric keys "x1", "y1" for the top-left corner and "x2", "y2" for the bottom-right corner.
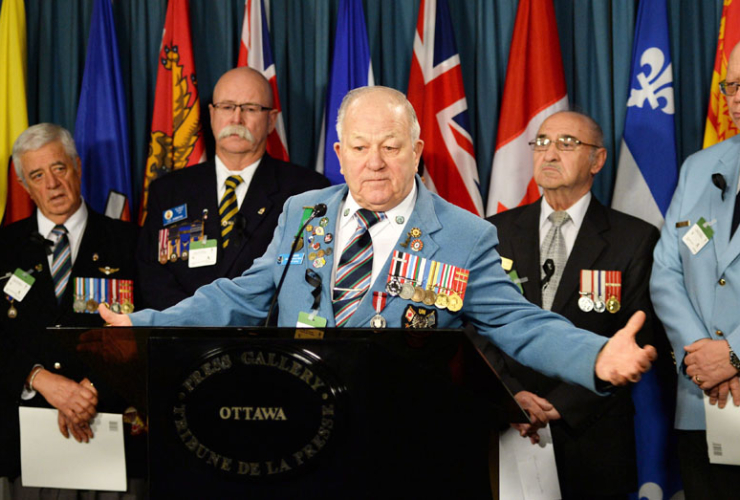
[{"x1": 55, "y1": 327, "x2": 526, "y2": 499}]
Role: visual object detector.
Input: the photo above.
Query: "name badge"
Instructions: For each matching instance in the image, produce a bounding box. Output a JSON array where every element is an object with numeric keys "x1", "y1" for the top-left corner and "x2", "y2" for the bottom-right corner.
[
  {"x1": 277, "y1": 253, "x2": 305, "y2": 266},
  {"x1": 163, "y1": 204, "x2": 188, "y2": 226},
  {"x1": 188, "y1": 239, "x2": 218, "y2": 268},
  {"x1": 296, "y1": 311, "x2": 327, "y2": 328},
  {"x1": 682, "y1": 217, "x2": 714, "y2": 255},
  {"x1": 4, "y1": 268, "x2": 35, "y2": 302}
]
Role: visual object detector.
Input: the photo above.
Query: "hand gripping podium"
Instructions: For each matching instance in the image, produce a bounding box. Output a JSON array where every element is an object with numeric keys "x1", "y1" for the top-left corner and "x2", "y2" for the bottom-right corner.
[{"x1": 55, "y1": 326, "x2": 527, "y2": 499}]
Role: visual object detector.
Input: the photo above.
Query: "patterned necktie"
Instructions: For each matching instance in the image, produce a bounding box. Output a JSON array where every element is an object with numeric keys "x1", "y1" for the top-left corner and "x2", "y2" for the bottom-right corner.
[
  {"x1": 540, "y1": 211, "x2": 571, "y2": 311},
  {"x1": 333, "y1": 209, "x2": 386, "y2": 326},
  {"x1": 219, "y1": 175, "x2": 244, "y2": 248},
  {"x1": 50, "y1": 224, "x2": 72, "y2": 302}
]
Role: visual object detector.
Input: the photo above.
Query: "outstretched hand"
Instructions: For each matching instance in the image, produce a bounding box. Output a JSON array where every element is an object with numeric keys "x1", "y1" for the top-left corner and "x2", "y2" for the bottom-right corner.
[
  {"x1": 98, "y1": 303, "x2": 133, "y2": 327},
  {"x1": 595, "y1": 311, "x2": 657, "y2": 385}
]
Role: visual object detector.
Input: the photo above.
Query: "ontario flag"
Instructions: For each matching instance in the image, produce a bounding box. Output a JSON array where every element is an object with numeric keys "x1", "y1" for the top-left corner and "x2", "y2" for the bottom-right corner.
[
  {"x1": 704, "y1": 0, "x2": 740, "y2": 148},
  {"x1": 237, "y1": 0, "x2": 289, "y2": 162},
  {"x1": 74, "y1": 0, "x2": 133, "y2": 220},
  {"x1": 407, "y1": 0, "x2": 483, "y2": 216},
  {"x1": 0, "y1": 0, "x2": 33, "y2": 225},
  {"x1": 486, "y1": 0, "x2": 568, "y2": 216},
  {"x1": 138, "y1": 0, "x2": 206, "y2": 225}
]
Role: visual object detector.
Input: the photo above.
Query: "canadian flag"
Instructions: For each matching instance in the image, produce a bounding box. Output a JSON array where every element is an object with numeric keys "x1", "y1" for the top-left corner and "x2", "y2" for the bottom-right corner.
[
  {"x1": 486, "y1": 0, "x2": 568, "y2": 216},
  {"x1": 237, "y1": 0, "x2": 290, "y2": 162}
]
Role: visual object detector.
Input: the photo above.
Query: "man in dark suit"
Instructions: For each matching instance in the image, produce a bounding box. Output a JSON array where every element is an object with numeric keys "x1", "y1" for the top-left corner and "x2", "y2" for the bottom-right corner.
[
  {"x1": 485, "y1": 111, "x2": 660, "y2": 499},
  {"x1": 0, "y1": 123, "x2": 137, "y2": 483},
  {"x1": 137, "y1": 67, "x2": 329, "y2": 310}
]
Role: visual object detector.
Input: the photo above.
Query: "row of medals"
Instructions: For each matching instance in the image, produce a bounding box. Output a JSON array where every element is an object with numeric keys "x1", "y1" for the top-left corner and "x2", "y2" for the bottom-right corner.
[
  {"x1": 73, "y1": 296, "x2": 133, "y2": 314},
  {"x1": 386, "y1": 279, "x2": 463, "y2": 312},
  {"x1": 578, "y1": 292, "x2": 620, "y2": 314}
]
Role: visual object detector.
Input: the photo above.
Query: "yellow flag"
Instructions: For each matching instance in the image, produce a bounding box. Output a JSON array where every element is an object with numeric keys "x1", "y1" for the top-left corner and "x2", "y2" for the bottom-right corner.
[
  {"x1": 0, "y1": 0, "x2": 29, "y2": 223},
  {"x1": 704, "y1": 0, "x2": 740, "y2": 148}
]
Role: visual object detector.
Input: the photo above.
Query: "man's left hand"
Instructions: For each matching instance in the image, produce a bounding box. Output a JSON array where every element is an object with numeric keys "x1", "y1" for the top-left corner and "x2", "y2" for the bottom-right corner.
[
  {"x1": 595, "y1": 311, "x2": 657, "y2": 385},
  {"x1": 685, "y1": 339, "x2": 738, "y2": 390}
]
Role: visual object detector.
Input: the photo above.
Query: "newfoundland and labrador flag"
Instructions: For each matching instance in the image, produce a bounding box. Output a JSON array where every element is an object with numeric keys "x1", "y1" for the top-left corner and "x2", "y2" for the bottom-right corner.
[{"x1": 611, "y1": 1, "x2": 683, "y2": 499}]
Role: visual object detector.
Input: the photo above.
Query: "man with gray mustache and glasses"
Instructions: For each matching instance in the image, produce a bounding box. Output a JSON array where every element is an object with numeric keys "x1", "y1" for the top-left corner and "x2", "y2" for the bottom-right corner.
[{"x1": 137, "y1": 67, "x2": 329, "y2": 311}]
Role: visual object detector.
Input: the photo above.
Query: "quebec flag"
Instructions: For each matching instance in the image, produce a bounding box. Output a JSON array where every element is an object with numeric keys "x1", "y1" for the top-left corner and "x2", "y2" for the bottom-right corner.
[
  {"x1": 315, "y1": 0, "x2": 374, "y2": 185},
  {"x1": 612, "y1": 1, "x2": 683, "y2": 499},
  {"x1": 612, "y1": 0, "x2": 678, "y2": 228}
]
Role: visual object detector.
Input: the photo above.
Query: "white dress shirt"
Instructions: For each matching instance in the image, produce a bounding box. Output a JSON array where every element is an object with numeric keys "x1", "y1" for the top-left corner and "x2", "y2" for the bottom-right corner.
[{"x1": 332, "y1": 184, "x2": 417, "y2": 290}]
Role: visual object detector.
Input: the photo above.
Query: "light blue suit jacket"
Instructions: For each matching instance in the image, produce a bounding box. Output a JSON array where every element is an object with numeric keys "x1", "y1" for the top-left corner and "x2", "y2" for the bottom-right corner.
[
  {"x1": 133, "y1": 178, "x2": 608, "y2": 392},
  {"x1": 651, "y1": 136, "x2": 740, "y2": 430}
]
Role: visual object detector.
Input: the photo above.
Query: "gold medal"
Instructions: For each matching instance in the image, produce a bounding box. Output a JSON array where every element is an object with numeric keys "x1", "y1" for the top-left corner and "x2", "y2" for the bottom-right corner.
[
  {"x1": 169, "y1": 253, "x2": 178, "y2": 263},
  {"x1": 423, "y1": 289, "x2": 436, "y2": 306},
  {"x1": 122, "y1": 301, "x2": 134, "y2": 314},
  {"x1": 447, "y1": 292, "x2": 463, "y2": 312},
  {"x1": 86, "y1": 299, "x2": 99, "y2": 313},
  {"x1": 159, "y1": 255, "x2": 168, "y2": 265},
  {"x1": 606, "y1": 296, "x2": 621, "y2": 313},
  {"x1": 7, "y1": 304, "x2": 17, "y2": 319},
  {"x1": 435, "y1": 292, "x2": 449, "y2": 310},
  {"x1": 411, "y1": 286, "x2": 425, "y2": 303},
  {"x1": 409, "y1": 227, "x2": 422, "y2": 238}
]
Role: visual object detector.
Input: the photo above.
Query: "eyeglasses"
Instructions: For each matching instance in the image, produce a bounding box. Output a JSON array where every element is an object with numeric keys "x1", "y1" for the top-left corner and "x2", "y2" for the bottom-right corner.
[
  {"x1": 719, "y1": 80, "x2": 740, "y2": 96},
  {"x1": 528, "y1": 135, "x2": 602, "y2": 152},
  {"x1": 212, "y1": 102, "x2": 273, "y2": 114}
]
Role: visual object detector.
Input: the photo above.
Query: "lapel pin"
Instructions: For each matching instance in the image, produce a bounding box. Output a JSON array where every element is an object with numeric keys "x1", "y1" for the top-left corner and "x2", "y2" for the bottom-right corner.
[
  {"x1": 258, "y1": 207, "x2": 266, "y2": 215},
  {"x1": 92, "y1": 253, "x2": 99, "y2": 261}
]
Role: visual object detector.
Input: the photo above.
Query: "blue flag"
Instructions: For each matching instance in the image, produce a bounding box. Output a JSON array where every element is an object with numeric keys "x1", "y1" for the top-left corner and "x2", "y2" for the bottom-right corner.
[
  {"x1": 74, "y1": 0, "x2": 132, "y2": 218},
  {"x1": 612, "y1": 0, "x2": 678, "y2": 228},
  {"x1": 317, "y1": 0, "x2": 374, "y2": 185},
  {"x1": 612, "y1": 1, "x2": 683, "y2": 498}
]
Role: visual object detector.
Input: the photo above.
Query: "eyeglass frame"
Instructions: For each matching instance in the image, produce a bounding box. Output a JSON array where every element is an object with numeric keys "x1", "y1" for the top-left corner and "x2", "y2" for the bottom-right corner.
[
  {"x1": 211, "y1": 102, "x2": 274, "y2": 114},
  {"x1": 528, "y1": 134, "x2": 603, "y2": 152},
  {"x1": 719, "y1": 80, "x2": 740, "y2": 97}
]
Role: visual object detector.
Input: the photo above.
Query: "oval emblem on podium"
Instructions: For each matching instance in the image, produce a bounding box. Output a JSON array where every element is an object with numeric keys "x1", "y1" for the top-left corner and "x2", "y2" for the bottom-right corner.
[{"x1": 171, "y1": 344, "x2": 344, "y2": 480}]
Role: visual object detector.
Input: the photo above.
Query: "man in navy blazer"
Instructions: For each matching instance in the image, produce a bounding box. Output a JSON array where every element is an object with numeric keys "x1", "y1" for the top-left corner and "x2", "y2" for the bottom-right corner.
[
  {"x1": 103, "y1": 87, "x2": 656, "y2": 397},
  {"x1": 650, "y1": 42, "x2": 740, "y2": 498},
  {"x1": 137, "y1": 67, "x2": 329, "y2": 310}
]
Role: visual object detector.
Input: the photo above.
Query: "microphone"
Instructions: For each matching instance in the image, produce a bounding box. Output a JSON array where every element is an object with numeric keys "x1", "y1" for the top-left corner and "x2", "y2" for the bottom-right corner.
[
  {"x1": 264, "y1": 204, "x2": 328, "y2": 326},
  {"x1": 712, "y1": 173, "x2": 727, "y2": 201},
  {"x1": 541, "y1": 259, "x2": 555, "y2": 290}
]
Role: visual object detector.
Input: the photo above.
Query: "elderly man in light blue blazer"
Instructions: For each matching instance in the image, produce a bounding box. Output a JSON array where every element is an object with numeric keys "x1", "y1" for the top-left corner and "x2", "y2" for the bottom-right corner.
[
  {"x1": 102, "y1": 86, "x2": 655, "y2": 396},
  {"x1": 650, "y1": 43, "x2": 740, "y2": 499}
]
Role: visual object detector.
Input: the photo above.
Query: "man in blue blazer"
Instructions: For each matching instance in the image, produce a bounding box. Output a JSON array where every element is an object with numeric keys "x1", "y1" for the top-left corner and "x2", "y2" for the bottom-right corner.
[
  {"x1": 650, "y1": 42, "x2": 740, "y2": 499},
  {"x1": 103, "y1": 86, "x2": 656, "y2": 395}
]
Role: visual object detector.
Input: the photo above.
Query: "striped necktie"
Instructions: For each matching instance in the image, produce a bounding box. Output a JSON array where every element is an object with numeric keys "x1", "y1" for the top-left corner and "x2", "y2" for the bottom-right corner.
[
  {"x1": 50, "y1": 224, "x2": 72, "y2": 302},
  {"x1": 219, "y1": 175, "x2": 243, "y2": 248},
  {"x1": 540, "y1": 211, "x2": 570, "y2": 310},
  {"x1": 333, "y1": 209, "x2": 386, "y2": 326}
]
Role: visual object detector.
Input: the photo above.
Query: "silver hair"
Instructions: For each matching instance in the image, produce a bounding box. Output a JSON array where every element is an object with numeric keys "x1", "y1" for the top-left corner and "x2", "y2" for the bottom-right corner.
[
  {"x1": 12, "y1": 123, "x2": 79, "y2": 184},
  {"x1": 335, "y1": 86, "x2": 421, "y2": 144}
]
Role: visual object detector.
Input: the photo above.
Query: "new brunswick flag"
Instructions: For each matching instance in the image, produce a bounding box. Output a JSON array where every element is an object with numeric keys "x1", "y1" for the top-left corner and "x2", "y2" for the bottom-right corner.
[
  {"x1": 139, "y1": 0, "x2": 206, "y2": 224},
  {"x1": 704, "y1": 0, "x2": 740, "y2": 148}
]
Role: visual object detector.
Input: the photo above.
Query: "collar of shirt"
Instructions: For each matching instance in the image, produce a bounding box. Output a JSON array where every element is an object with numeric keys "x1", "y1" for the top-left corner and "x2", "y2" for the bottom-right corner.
[
  {"x1": 539, "y1": 192, "x2": 591, "y2": 257},
  {"x1": 37, "y1": 201, "x2": 88, "y2": 267},
  {"x1": 332, "y1": 183, "x2": 417, "y2": 290},
  {"x1": 215, "y1": 155, "x2": 262, "y2": 209}
]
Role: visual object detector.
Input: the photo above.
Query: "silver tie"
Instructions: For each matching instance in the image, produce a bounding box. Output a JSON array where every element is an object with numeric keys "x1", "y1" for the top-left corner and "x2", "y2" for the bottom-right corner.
[{"x1": 540, "y1": 211, "x2": 570, "y2": 310}]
